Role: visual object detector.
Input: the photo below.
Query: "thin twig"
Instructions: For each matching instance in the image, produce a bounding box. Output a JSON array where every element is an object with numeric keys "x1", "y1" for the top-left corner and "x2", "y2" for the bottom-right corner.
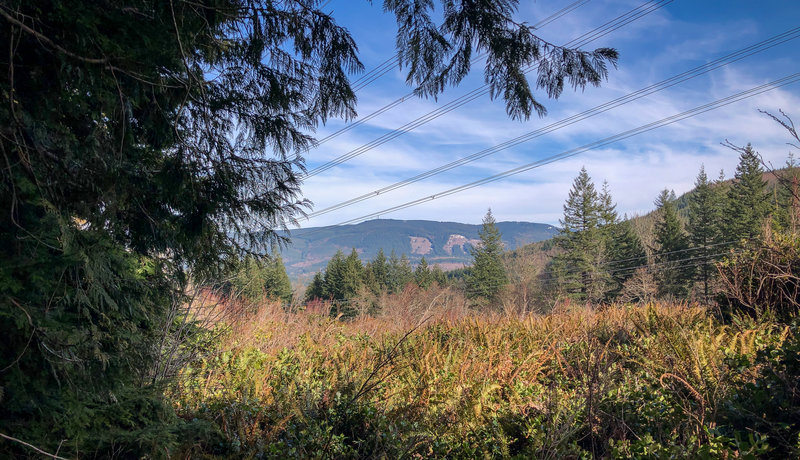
[{"x1": 0, "y1": 432, "x2": 70, "y2": 460}]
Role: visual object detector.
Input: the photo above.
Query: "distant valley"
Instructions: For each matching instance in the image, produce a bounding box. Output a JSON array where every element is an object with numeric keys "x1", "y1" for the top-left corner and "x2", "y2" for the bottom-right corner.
[{"x1": 279, "y1": 219, "x2": 559, "y2": 281}]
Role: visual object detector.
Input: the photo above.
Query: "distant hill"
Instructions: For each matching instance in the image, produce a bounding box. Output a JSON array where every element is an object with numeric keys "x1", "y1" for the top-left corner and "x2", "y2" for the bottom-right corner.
[{"x1": 279, "y1": 219, "x2": 559, "y2": 281}]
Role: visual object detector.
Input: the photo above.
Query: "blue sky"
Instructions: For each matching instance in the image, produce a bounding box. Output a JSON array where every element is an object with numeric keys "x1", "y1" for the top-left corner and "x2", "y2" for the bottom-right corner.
[{"x1": 296, "y1": 0, "x2": 800, "y2": 228}]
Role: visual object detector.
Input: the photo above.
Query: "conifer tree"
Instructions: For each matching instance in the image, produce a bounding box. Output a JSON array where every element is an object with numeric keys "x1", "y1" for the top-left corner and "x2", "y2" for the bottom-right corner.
[
  {"x1": 653, "y1": 189, "x2": 691, "y2": 299},
  {"x1": 324, "y1": 250, "x2": 347, "y2": 301},
  {"x1": 606, "y1": 219, "x2": 647, "y2": 300},
  {"x1": 598, "y1": 180, "x2": 619, "y2": 228},
  {"x1": 774, "y1": 154, "x2": 800, "y2": 232},
  {"x1": 342, "y1": 249, "x2": 365, "y2": 300},
  {"x1": 305, "y1": 271, "x2": 327, "y2": 302},
  {"x1": 465, "y1": 209, "x2": 508, "y2": 304},
  {"x1": 387, "y1": 250, "x2": 414, "y2": 294},
  {"x1": 687, "y1": 165, "x2": 723, "y2": 301},
  {"x1": 415, "y1": 257, "x2": 434, "y2": 289},
  {"x1": 554, "y1": 167, "x2": 606, "y2": 302},
  {"x1": 723, "y1": 144, "x2": 768, "y2": 243},
  {"x1": 265, "y1": 252, "x2": 293, "y2": 304},
  {"x1": 370, "y1": 249, "x2": 390, "y2": 292},
  {"x1": 431, "y1": 265, "x2": 447, "y2": 286}
]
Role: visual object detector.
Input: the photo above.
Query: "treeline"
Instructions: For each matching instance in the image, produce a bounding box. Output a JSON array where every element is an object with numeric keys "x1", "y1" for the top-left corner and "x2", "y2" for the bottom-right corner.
[
  {"x1": 229, "y1": 143, "x2": 797, "y2": 315},
  {"x1": 304, "y1": 249, "x2": 446, "y2": 306},
  {"x1": 517, "y1": 142, "x2": 799, "y2": 309}
]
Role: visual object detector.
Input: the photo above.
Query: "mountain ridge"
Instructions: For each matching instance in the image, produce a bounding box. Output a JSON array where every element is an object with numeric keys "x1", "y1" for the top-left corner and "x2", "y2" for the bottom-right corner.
[{"x1": 279, "y1": 219, "x2": 559, "y2": 281}]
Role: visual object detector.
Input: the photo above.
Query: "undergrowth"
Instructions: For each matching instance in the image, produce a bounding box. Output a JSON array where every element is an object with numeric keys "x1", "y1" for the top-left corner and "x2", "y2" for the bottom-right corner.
[{"x1": 169, "y1": 296, "x2": 798, "y2": 458}]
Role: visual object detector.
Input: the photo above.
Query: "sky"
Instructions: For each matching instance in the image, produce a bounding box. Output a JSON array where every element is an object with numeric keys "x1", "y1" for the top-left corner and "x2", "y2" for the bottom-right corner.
[{"x1": 295, "y1": 0, "x2": 800, "y2": 228}]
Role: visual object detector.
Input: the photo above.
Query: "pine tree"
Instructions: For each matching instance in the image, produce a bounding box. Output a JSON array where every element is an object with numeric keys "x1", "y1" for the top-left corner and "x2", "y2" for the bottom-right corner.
[
  {"x1": 554, "y1": 167, "x2": 605, "y2": 302},
  {"x1": 687, "y1": 165, "x2": 723, "y2": 302},
  {"x1": 598, "y1": 180, "x2": 619, "y2": 228},
  {"x1": 774, "y1": 153, "x2": 800, "y2": 233},
  {"x1": 324, "y1": 250, "x2": 347, "y2": 301},
  {"x1": 606, "y1": 219, "x2": 647, "y2": 300},
  {"x1": 305, "y1": 271, "x2": 327, "y2": 301},
  {"x1": 723, "y1": 144, "x2": 768, "y2": 243},
  {"x1": 415, "y1": 257, "x2": 434, "y2": 289},
  {"x1": 342, "y1": 248, "x2": 365, "y2": 300},
  {"x1": 431, "y1": 265, "x2": 447, "y2": 286},
  {"x1": 387, "y1": 250, "x2": 414, "y2": 294},
  {"x1": 653, "y1": 189, "x2": 691, "y2": 299},
  {"x1": 465, "y1": 209, "x2": 508, "y2": 304},
  {"x1": 265, "y1": 252, "x2": 293, "y2": 304},
  {"x1": 370, "y1": 249, "x2": 390, "y2": 292}
]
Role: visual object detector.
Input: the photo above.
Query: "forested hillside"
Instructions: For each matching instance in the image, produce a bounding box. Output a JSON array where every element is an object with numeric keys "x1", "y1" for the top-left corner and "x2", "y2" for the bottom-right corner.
[{"x1": 279, "y1": 219, "x2": 558, "y2": 279}]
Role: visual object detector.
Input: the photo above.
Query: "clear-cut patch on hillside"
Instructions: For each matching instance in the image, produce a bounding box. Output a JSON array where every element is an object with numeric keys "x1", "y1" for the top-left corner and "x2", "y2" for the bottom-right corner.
[
  {"x1": 443, "y1": 234, "x2": 482, "y2": 254},
  {"x1": 409, "y1": 236, "x2": 433, "y2": 254}
]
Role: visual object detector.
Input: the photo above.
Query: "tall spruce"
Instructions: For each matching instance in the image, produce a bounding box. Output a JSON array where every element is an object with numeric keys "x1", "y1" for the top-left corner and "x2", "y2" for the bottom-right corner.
[
  {"x1": 466, "y1": 209, "x2": 508, "y2": 305},
  {"x1": 774, "y1": 154, "x2": 800, "y2": 232},
  {"x1": 387, "y1": 250, "x2": 414, "y2": 294},
  {"x1": 228, "y1": 252, "x2": 292, "y2": 304},
  {"x1": 415, "y1": 257, "x2": 434, "y2": 289},
  {"x1": 305, "y1": 272, "x2": 327, "y2": 301},
  {"x1": 323, "y1": 250, "x2": 347, "y2": 301},
  {"x1": 653, "y1": 189, "x2": 691, "y2": 299},
  {"x1": 554, "y1": 167, "x2": 606, "y2": 302},
  {"x1": 723, "y1": 144, "x2": 769, "y2": 243},
  {"x1": 606, "y1": 219, "x2": 647, "y2": 300},
  {"x1": 687, "y1": 165, "x2": 723, "y2": 302},
  {"x1": 266, "y1": 252, "x2": 294, "y2": 304},
  {"x1": 370, "y1": 249, "x2": 390, "y2": 293}
]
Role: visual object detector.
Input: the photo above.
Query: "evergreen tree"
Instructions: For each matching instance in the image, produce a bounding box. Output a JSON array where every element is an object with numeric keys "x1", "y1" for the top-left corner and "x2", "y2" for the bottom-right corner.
[
  {"x1": 465, "y1": 209, "x2": 508, "y2": 304},
  {"x1": 653, "y1": 189, "x2": 691, "y2": 299},
  {"x1": 598, "y1": 180, "x2": 619, "y2": 228},
  {"x1": 687, "y1": 165, "x2": 723, "y2": 301},
  {"x1": 342, "y1": 249, "x2": 365, "y2": 299},
  {"x1": 415, "y1": 257, "x2": 434, "y2": 289},
  {"x1": 324, "y1": 250, "x2": 347, "y2": 301},
  {"x1": 305, "y1": 272, "x2": 327, "y2": 301},
  {"x1": 774, "y1": 154, "x2": 800, "y2": 232},
  {"x1": 431, "y1": 265, "x2": 448, "y2": 286},
  {"x1": 554, "y1": 167, "x2": 606, "y2": 302},
  {"x1": 323, "y1": 249, "x2": 364, "y2": 301},
  {"x1": 265, "y1": 252, "x2": 293, "y2": 304},
  {"x1": 606, "y1": 219, "x2": 647, "y2": 300},
  {"x1": 370, "y1": 249, "x2": 390, "y2": 292},
  {"x1": 723, "y1": 144, "x2": 768, "y2": 243},
  {"x1": 227, "y1": 252, "x2": 291, "y2": 304},
  {"x1": 387, "y1": 250, "x2": 414, "y2": 294}
]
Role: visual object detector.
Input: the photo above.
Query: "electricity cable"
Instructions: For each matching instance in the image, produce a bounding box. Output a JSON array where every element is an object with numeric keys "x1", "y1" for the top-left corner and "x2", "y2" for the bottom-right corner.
[
  {"x1": 298, "y1": 72, "x2": 800, "y2": 232},
  {"x1": 305, "y1": 27, "x2": 800, "y2": 219}
]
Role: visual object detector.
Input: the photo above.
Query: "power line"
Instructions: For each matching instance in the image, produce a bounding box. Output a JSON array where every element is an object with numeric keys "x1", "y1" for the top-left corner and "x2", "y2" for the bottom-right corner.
[
  {"x1": 298, "y1": 72, "x2": 800, "y2": 232},
  {"x1": 308, "y1": 0, "x2": 658, "y2": 153},
  {"x1": 304, "y1": 27, "x2": 800, "y2": 219}
]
